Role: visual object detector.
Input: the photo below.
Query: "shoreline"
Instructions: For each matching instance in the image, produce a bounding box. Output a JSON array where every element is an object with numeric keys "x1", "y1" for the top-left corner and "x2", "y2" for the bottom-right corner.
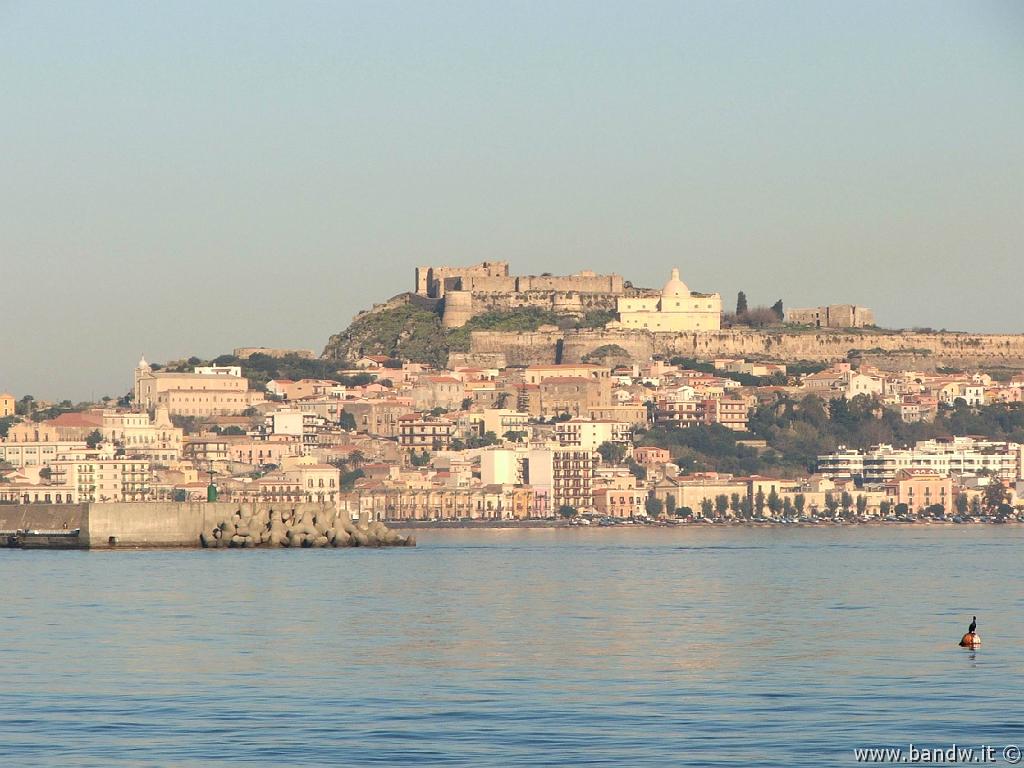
[{"x1": 389, "y1": 518, "x2": 1021, "y2": 531}]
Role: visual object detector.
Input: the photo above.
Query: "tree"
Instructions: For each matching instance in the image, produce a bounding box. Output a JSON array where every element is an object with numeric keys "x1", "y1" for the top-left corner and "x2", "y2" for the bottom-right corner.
[
  {"x1": 969, "y1": 496, "x2": 982, "y2": 516},
  {"x1": 339, "y1": 412, "x2": 357, "y2": 431},
  {"x1": 782, "y1": 498, "x2": 795, "y2": 517},
  {"x1": 715, "y1": 494, "x2": 729, "y2": 517},
  {"x1": 926, "y1": 503, "x2": 945, "y2": 519},
  {"x1": 856, "y1": 495, "x2": 868, "y2": 516},
  {"x1": 341, "y1": 468, "x2": 365, "y2": 490},
  {"x1": 736, "y1": 291, "x2": 748, "y2": 316},
  {"x1": 771, "y1": 300, "x2": 784, "y2": 321},
  {"x1": 879, "y1": 499, "x2": 891, "y2": 516},
  {"x1": 222, "y1": 426, "x2": 245, "y2": 436},
  {"x1": 558, "y1": 504, "x2": 578, "y2": 518},
  {"x1": 754, "y1": 489, "x2": 766, "y2": 517},
  {"x1": 410, "y1": 450, "x2": 431, "y2": 467},
  {"x1": 840, "y1": 491, "x2": 853, "y2": 511},
  {"x1": 794, "y1": 494, "x2": 806, "y2": 516},
  {"x1": 86, "y1": 429, "x2": 103, "y2": 449},
  {"x1": 955, "y1": 493, "x2": 969, "y2": 516},
  {"x1": 824, "y1": 493, "x2": 839, "y2": 515},
  {"x1": 894, "y1": 502, "x2": 909, "y2": 517},
  {"x1": 349, "y1": 450, "x2": 365, "y2": 466},
  {"x1": 665, "y1": 494, "x2": 677, "y2": 517},
  {"x1": 15, "y1": 395, "x2": 35, "y2": 416},
  {"x1": 503, "y1": 430, "x2": 527, "y2": 443},
  {"x1": 730, "y1": 493, "x2": 741, "y2": 515},
  {"x1": 645, "y1": 497, "x2": 664, "y2": 517},
  {"x1": 461, "y1": 397, "x2": 474, "y2": 410},
  {"x1": 172, "y1": 489, "x2": 188, "y2": 502},
  {"x1": 983, "y1": 481, "x2": 1008, "y2": 513},
  {"x1": 597, "y1": 441, "x2": 626, "y2": 465},
  {"x1": 700, "y1": 498, "x2": 714, "y2": 518},
  {"x1": 767, "y1": 490, "x2": 782, "y2": 516},
  {"x1": 626, "y1": 460, "x2": 647, "y2": 481}
]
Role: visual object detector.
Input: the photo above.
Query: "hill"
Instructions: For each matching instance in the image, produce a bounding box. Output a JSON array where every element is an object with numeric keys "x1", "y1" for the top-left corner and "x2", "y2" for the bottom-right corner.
[{"x1": 321, "y1": 295, "x2": 613, "y2": 367}]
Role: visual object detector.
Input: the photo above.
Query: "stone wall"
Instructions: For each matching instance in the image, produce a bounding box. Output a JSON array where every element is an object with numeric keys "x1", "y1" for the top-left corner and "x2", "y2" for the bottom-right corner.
[
  {"x1": 441, "y1": 290, "x2": 623, "y2": 328},
  {"x1": 470, "y1": 328, "x2": 1024, "y2": 368}
]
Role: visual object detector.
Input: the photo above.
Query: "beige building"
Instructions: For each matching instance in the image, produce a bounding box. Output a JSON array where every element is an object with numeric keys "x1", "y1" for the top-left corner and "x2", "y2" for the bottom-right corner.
[
  {"x1": 616, "y1": 268, "x2": 722, "y2": 332},
  {"x1": 133, "y1": 357, "x2": 264, "y2": 416},
  {"x1": 786, "y1": 304, "x2": 875, "y2": 328},
  {"x1": 49, "y1": 456, "x2": 152, "y2": 502},
  {"x1": 343, "y1": 399, "x2": 414, "y2": 438},
  {"x1": 0, "y1": 393, "x2": 14, "y2": 418},
  {"x1": 102, "y1": 407, "x2": 183, "y2": 463},
  {"x1": 398, "y1": 414, "x2": 455, "y2": 450}
]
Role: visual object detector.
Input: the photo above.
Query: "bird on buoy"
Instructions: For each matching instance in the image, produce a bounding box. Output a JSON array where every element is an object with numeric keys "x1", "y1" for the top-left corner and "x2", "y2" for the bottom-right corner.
[{"x1": 959, "y1": 616, "x2": 981, "y2": 648}]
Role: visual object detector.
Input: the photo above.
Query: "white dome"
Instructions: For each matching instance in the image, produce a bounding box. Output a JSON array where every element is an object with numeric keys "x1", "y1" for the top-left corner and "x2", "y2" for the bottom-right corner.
[{"x1": 662, "y1": 268, "x2": 690, "y2": 298}]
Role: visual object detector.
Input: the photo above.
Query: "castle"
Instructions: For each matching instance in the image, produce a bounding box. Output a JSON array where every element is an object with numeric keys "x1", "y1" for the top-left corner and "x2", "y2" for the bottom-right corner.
[
  {"x1": 413, "y1": 262, "x2": 728, "y2": 331},
  {"x1": 414, "y1": 261, "x2": 631, "y2": 328}
]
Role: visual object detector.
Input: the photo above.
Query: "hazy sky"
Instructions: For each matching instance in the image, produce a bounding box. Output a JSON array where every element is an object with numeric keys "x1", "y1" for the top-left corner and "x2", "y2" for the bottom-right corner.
[{"x1": 2, "y1": 1, "x2": 1021, "y2": 400}]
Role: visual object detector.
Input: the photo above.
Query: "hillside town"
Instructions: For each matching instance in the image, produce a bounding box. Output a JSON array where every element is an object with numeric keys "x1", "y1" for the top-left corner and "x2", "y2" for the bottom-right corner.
[{"x1": 2, "y1": 267, "x2": 1023, "y2": 525}]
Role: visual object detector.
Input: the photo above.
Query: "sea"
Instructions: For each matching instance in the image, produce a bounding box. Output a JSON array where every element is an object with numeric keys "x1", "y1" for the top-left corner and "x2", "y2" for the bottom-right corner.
[{"x1": 1, "y1": 526, "x2": 1022, "y2": 766}]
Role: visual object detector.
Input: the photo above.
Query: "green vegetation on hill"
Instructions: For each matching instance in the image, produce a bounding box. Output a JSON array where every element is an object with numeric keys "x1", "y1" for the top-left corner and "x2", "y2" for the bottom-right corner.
[
  {"x1": 323, "y1": 303, "x2": 449, "y2": 367},
  {"x1": 637, "y1": 396, "x2": 1024, "y2": 479},
  {"x1": 323, "y1": 302, "x2": 616, "y2": 366}
]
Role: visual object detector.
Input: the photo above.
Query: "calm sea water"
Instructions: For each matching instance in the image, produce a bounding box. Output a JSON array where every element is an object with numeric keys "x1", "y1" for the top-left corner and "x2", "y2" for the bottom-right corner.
[{"x1": 1, "y1": 526, "x2": 1022, "y2": 766}]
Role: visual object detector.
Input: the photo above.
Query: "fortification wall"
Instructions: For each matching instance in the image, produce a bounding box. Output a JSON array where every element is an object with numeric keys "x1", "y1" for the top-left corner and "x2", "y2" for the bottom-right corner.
[
  {"x1": 234, "y1": 347, "x2": 316, "y2": 360},
  {"x1": 472, "y1": 328, "x2": 1024, "y2": 367},
  {"x1": 442, "y1": 291, "x2": 622, "y2": 328},
  {"x1": 469, "y1": 330, "x2": 565, "y2": 366}
]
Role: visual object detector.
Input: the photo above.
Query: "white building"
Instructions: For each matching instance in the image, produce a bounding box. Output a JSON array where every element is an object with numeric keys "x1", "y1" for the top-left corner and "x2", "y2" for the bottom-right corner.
[
  {"x1": 553, "y1": 419, "x2": 631, "y2": 452},
  {"x1": 615, "y1": 268, "x2": 722, "y2": 332},
  {"x1": 818, "y1": 438, "x2": 1022, "y2": 483}
]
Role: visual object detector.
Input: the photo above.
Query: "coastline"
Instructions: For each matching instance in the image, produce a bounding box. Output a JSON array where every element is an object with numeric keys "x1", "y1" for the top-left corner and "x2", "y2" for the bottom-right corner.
[{"x1": 389, "y1": 517, "x2": 1021, "y2": 531}]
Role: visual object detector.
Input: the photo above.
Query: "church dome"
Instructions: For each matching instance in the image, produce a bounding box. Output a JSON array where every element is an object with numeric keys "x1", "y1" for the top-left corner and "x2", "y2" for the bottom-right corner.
[{"x1": 662, "y1": 268, "x2": 690, "y2": 298}]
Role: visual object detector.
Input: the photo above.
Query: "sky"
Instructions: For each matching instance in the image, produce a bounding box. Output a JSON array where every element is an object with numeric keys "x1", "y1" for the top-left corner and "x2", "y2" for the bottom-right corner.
[{"x1": 1, "y1": 1, "x2": 1021, "y2": 400}]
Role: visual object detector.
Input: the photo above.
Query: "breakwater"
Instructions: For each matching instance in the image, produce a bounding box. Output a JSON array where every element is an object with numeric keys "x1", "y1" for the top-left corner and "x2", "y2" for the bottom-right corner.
[
  {"x1": 0, "y1": 502, "x2": 413, "y2": 549},
  {"x1": 200, "y1": 506, "x2": 414, "y2": 548}
]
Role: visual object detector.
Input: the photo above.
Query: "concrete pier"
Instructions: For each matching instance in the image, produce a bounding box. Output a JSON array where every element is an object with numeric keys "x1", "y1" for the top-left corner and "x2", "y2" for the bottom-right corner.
[{"x1": 0, "y1": 502, "x2": 412, "y2": 549}]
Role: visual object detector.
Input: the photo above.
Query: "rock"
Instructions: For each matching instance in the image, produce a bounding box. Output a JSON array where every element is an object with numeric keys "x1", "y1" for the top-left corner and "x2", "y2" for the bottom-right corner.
[
  {"x1": 333, "y1": 529, "x2": 351, "y2": 547},
  {"x1": 405, "y1": 535, "x2": 417, "y2": 547},
  {"x1": 268, "y1": 531, "x2": 286, "y2": 546},
  {"x1": 199, "y1": 531, "x2": 213, "y2": 548},
  {"x1": 230, "y1": 534, "x2": 245, "y2": 546},
  {"x1": 349, "y1": 530, "x2": 369, "y2": 547},
  {"x1": 313, "y1": 535, "x2": 329, "y2": 548}
]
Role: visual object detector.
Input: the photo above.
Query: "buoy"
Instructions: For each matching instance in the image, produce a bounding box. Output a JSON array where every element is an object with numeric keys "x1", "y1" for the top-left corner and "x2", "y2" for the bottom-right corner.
[{"x1": 959, "y1": 632, "x2": 981, "y2": 648}]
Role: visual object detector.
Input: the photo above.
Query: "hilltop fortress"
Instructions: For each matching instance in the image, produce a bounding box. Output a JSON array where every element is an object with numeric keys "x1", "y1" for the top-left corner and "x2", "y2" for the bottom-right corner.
[
  {"x1": 415, "y1": 261, "x2": 638, "y2": 328},
  {"x1": 414, "y1": 261, "x2": 730, "y2": 331},
  {"x1": 328, "y1": 262, "x2": 1024, "y2": 371}
]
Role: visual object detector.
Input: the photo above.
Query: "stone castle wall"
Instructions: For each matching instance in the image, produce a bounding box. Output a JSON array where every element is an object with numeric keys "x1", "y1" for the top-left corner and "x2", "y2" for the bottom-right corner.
[
  {"x1": 470, "y1": 328, "x2": 1024, "y2": 368},
  {"x1": 441, "y1": 290, "x2": 623, "y2": 328}
]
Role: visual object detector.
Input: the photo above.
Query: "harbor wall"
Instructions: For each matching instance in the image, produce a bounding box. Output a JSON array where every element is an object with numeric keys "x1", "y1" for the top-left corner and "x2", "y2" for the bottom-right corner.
[
  {"x1": 0, "y1": 502, "x2": 343, "y2": 548},
  {"x1": 0, "y1": 504, "x2": 87, "y2": 533}
]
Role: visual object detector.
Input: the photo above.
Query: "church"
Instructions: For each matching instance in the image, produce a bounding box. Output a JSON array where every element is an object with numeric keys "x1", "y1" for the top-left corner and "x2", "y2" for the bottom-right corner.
[{"x1": 614, "y1": 268, "x2": 722, "y2": 332}]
